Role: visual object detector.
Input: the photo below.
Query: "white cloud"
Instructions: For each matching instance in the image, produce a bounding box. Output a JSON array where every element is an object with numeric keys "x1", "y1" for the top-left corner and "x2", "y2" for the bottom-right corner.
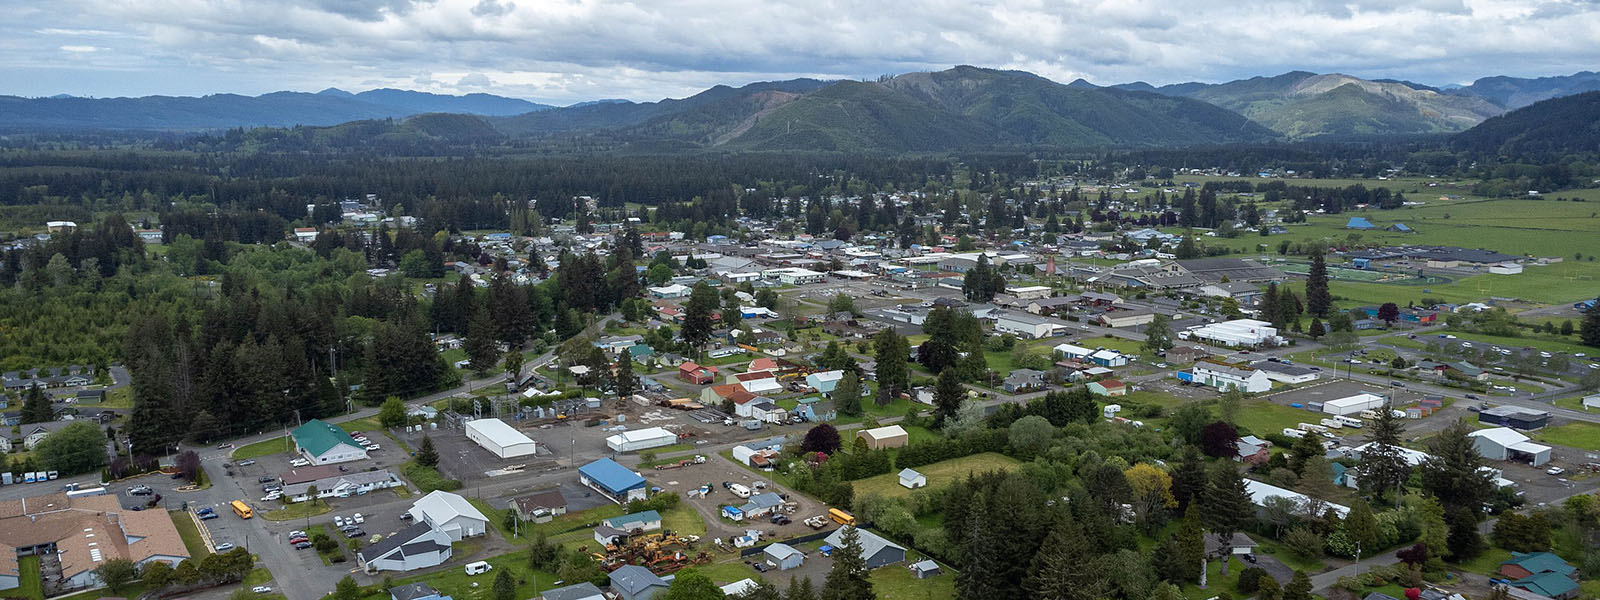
[
  {"x1": 59, "y1": 45, "x2": 99, "y2": 53},
  {"x1": 3, "y1": 0, "x2": 1598, "y2": 103}
]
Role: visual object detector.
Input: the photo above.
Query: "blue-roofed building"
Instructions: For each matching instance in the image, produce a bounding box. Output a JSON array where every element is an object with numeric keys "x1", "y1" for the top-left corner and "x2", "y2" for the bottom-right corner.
[
  {"x1": 1346, "y1": 217, "x2": 1376, "y2": 230},
  {"x1": 1500, "y1": 551, "x2": 1579, "y2": 599},
  {"x1": 1387, "y1": 223, "x2": 1414, "y2": 233},
  {"x1": 1510, "y1": 572, "x2": 1579, "y2": 600},
  {"x1": 579, "y1": 458, "x2": 648, "y2": 503}
]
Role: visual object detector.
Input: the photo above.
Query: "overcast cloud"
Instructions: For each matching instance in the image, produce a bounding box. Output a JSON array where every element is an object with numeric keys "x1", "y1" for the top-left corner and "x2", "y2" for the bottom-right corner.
[{"x1": 2, "y1": 0, "x2": 1597, "y2": 105}]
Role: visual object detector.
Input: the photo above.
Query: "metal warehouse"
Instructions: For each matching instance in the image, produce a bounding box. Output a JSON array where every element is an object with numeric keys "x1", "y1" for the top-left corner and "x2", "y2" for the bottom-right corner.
[
  {"x1": 464, "y1": 418, "x2": 539, "y2": 459},
  {"x1": 605, "y1": 426, "x2": 679, "y2": 452}
]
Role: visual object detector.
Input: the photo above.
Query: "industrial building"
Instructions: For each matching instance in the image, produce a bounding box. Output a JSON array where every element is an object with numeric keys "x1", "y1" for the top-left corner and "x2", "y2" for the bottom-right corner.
[
  {"x1": 1477, "y1": 406, "x2": 1552, "y2": 430},
  {"x1": 579, "y1": 458, "x2": 648, "y2": 503},
  {"x1": 1179, "y1": 319, "x2": 1282, "y2": 348},
  {"x1": 825, "y1": 527, "x2": 905, "y2": 569},
  {"x1": 1469, "y1": 428, "x2": 1552, "y2": 467},
  {"x1": 464, "y1": 418, "x2": 539, "y2": 458},
  {"x1": 606, "y1": 427, "x2": 679, "y2": 452},
  {"x1": 1322, "y1": 393, "x2": 1387, "y2": 416}
]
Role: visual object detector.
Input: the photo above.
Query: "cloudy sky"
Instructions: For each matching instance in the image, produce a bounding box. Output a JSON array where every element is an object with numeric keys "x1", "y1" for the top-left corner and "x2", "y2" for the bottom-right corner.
[{"x1": 4, "y1": 0, "x2": 1598, "y2": 105}]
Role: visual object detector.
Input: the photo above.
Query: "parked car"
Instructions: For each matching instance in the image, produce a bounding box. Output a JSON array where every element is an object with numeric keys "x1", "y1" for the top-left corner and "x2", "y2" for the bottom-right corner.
[
  {"x1": 217, "y1": 443, "x2": 234, "y2": 449},
  {"x1": 259, "y1": 476, "x2": 276, "y2": 483},
  {"x1": 352, "y1": 513, "x2": 364, "y2": 524},
  {"x1": 238, "y1": 460, "x2": 256, "y2": 466},
  {"x1": 344, "y1": 528, "x2": 365, "y2": 538},
  {"x1": 199, "y1": 512, "x2": 219, "y2": 521},
  {"x1": 293, "y1": 541, "x2": 312, "y2": 550},
  {"x1": 364, "y1": 444, "x2": 380, "y2": 451},
  {"x1": 129, "y1": 486, "x2": 153, "y2": 496},
  {"x1": 334, "y1": 516, "x2": 345, "y2": 527},
  {"x1": 252, "y1": 586, "x2": 273, "y2": 593},
  {"x1": 214, "y1": 542, "x2": 235, "y2": 551},
  {"x1": 1547, "y1": 467, "x2": 1566, "y2": 476}
]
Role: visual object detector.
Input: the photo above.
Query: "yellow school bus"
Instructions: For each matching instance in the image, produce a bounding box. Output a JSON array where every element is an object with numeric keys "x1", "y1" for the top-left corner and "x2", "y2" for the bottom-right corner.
[
  {"x1": 828, "y1": 508, "x2": 855, "y2": 526},
  {"x1": 231, "y1": 500, "x2": 253, "y2": 519}
]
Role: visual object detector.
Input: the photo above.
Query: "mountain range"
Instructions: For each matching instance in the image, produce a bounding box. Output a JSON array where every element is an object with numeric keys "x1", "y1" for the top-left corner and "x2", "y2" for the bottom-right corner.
[
  {"x1": 5, "y1": 67, "x2": 1600, "y2": 151},
  {"x1": 0, "y1": 88, "x2": 551, "y2": 130}
]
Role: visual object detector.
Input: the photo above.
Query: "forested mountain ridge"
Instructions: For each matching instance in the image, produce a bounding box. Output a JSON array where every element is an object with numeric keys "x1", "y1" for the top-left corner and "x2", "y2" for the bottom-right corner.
[
  {"x1": 1451, "y1": 91, "x2": 1600, "y2": 158},
  {"x1": 0, "y1": 88, "x2": 551, "y2": 131},
  {"x1": 1112, "y1": 71, "x2": 1504, "y2": 138}
]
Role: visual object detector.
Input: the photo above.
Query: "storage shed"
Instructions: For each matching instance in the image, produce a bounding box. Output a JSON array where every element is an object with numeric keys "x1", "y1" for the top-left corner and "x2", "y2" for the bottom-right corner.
[
  {"x1": 1322, "y1": 393, "x2": 1386, "y2": 416},
  {"x1": 764, "y1": 543, "x2": 804, "y2": 570},
  {"x1": 606, "y1": 427, "x2": 679, "y2": 452},
  {"x1": 464, "y1": 418, "x2": 538, "y2": 458},
  {"x1": 898, "y1": 468, "x2": 926, "y2": 489}
]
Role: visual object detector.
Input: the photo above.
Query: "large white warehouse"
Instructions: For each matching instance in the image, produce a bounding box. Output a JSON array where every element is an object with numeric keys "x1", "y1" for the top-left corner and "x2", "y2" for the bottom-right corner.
[
  {"x1": 1180, "y1": 319, "x2": 1282, "y2": 348},
  {"x1": 465, "y1": 418, "x2": 539, "y2": 459},
  {"x1": 1322, "y1": 393, "x2": 1386, "y2": 416},
  {"x1": 606, "y1": 427, "x2": 680, "y2": 453}
]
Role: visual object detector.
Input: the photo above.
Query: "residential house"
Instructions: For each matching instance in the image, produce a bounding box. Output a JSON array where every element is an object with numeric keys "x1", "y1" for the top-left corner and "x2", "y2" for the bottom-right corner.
[
  {"x1": 1500, "y1": 552, "x2": 1579, "y2": 600},
  {"x1": 805, "y1": 370, "x2": 845, "y2": 394},
  {"x1": 513, "y1": 489, "x2": 568, "y2": 523},
  {"x1": 389, "y1": 583, "x2": 446, "y2": 600},
  {"x1": 1088, "y1": 379, "x2": 1127, "y2": 397},
  {"x1": 1002, "y1": 369, "x2": 1045, "y2": 393},
  {"x1": 1236, "y1": 437, "x2": 1270, "y2": 465},
  {"x1": 1087, "y1": 349, "x2": 1128, "y2": 368},
  {"x1": 538, "y1": 582, "x2": 605, "y2": 600},
  {"x1": 609, "y1": 565, "x2": 671, "y2": 600}
]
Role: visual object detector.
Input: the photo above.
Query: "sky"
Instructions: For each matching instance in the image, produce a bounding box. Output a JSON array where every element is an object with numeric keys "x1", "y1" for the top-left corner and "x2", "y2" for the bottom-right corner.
[{"x1": 4, "y1": 0, "x2": 1599, "y2": 105}]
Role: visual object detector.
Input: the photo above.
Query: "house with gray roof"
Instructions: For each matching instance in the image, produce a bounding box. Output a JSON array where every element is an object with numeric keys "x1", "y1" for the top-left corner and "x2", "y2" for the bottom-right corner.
[
  {"x1": 825, "y1": 527, "x2": 906, "y2": 569},
  {"x1": 357, "y1": 522, "x2": 453, "y2": 572},
  {"x1": 538, "y1": 582, "x2": 604, "y2": 600},
  {"x1": 609, "y1": 565, "x2": 671, "y2": 600}
]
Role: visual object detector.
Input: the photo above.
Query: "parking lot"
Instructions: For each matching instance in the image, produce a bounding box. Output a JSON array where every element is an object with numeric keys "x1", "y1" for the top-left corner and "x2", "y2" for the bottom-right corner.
[{"x1": 660, "y1": 453, "x2": 831, "y2": 544}]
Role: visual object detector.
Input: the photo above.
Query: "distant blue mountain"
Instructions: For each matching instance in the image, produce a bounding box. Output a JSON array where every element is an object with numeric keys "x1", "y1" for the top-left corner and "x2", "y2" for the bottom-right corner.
[{"x1": 0, "y1": 88, "x2": 552, "y2": 131}]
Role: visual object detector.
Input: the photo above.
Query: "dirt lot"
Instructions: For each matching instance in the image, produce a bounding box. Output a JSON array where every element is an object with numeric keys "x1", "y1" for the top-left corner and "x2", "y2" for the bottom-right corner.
[{"x1": 658, "y1": 453, "x2": 833, "y2": 545}]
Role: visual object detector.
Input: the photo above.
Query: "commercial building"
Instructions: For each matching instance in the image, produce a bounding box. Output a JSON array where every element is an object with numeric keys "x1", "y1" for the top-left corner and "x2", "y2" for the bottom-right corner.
[
  {"x1": 1255, "y1": 362, "x2": 1320, "y2": 384},
  {"x1": 464, "y1": 418, "x2": 539, "y2": 459},
  {"x1": 579, "y1": 458, "x2": 648, "y2": 503},
  {"x1": 1323, "y1": 393, "x2": 1387, "y2": 416},
  {"x1": 0, "y1": 493, "x2": 190, "y2": 591},
  {"x1": 356, "y1": 522, "x2": 453, "y2": 572},
  {"x1": 762, "y1": 267, "x2": 825, "y2": 285},
  {"x1": 1005, "y1": 285, "x2": 1053, "y2": 300},
  {"x1": 993, "y1": 311, "x2": 1063, "y2": 339},
  {"x1": 292, "y1": 419, "x2": 368, "y2": 465},
  {"x1": 1469, "y1": 428, "x2": 1552, "y2": 467},
  {"x1": 1180, "y1": 319, "x2": 1283, "y2": 348},
  {"x1": 606, "y1": 427, "x2": 679, "y2": 453},
  {"x1": 1184, "y1": 362, "x2": 1272, "y2": 393},
  {"x1": 1097, "y1": 308, "x2": 1156, "y2": 328},
  {"x1": 409, "y1": 491, "x2": 489, "y2": 541}
]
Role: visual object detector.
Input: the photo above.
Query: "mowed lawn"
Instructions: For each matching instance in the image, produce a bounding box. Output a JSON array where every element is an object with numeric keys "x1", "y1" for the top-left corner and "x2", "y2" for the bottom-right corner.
[
  {"x1": 1534, "y1": 422, "x2": 1600, "y2": 451},
  {"x1": 852, "y1": 453, "x2": 1021, "y2": 499},
  {"x1": 169, "y1": 510, "x2": 213, "y2": 558},
  {"x1": 232, "y1": 435, "x2": 293, "y2": 460},
  {"x1": 1234, "y1": 400, "x2": 1325, "y2": 439}
]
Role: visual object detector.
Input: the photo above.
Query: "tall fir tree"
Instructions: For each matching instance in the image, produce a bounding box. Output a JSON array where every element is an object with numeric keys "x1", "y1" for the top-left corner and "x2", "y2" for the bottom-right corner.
[
  {"x1": 464, "y1": 309, "x2": 499, "y2": 375},
  {"x1": 872, "y1": 328, "x2": 910, "y2": 401},
  {"x1": 933, "y1": 368, "x2": 964, "y2": 427},
  {"x1": 1421, "y1": 419, "x2": 1496, "y2": 518},
  {"x1": 1025, "y1": 521, "x2": 1109, "y2": 600},
  {"x1": 819, "y1": 527, "x2": 875, "y2": 600},
  {"x1": 1356, "y1": 406, "x2": 1411, "y2": 505},
  {"x1": 681, "y1": 282, "x2": 718, "y2": 356},
  {"x1": 1582, "y1": 304, "x2": 1600, "y2": 348},
  {"x1": 1306, "y1": 251, "x2": 1332, "y2": 317},
  {"x1": 833, "y1": 371, "x2": 863, "y2": 418},
  {"x1": 19, "y1": 386, "x2": 52, "y2": 424},
  {"x1": 1201, "y1": 462, "x2": 1254, "y2": 574}
]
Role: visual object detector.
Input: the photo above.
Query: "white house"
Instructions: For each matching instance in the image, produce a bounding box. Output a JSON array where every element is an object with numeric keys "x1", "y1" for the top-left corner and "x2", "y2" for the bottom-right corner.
[
  {"x1": 1187, "y1": 362, "x2": 1272, "y2": 393},
  {"x1": 898, "y1": 468, "x2": 927, "y2": 489},
  {"x1": 464, "y1": 418, "x2": 539, "y2": 459},
  {"x1": 357, "y1": 522, "x2": 453, "y2": 572},
  {"x1": 408, "y1": 491, "x2": 490, "y2": 541}
]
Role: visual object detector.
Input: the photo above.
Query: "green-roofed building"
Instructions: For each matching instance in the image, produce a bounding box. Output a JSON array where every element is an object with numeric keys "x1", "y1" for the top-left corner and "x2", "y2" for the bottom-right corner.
[{"x1": 292, "y1": 419, "x2": 369, "y2": 464}]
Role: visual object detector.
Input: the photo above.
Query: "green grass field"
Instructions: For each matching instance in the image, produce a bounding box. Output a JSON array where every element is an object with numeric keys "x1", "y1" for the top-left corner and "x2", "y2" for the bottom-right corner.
[
  {"x1": 169, "y1": 510, "x2": 213, "y2": 558},
  {"x1": 1533, "y1": 422, "x2": 1600, "y2": 451},
  {"x1": 232, "y1": 435, "x2": 293, "y2": 460},
  {"x1": 16, "y1": 555, "x2": 43, "y2": 600},
  {"x1": 852, "y1": 452, "x2": 1021, "y2": 499},
  {"x1": 1439, "y1": 330, "x2": 1596, "y2": 356},
  {"x1": 261, "y1": 500, "x2": 332, "y2": 521},
  {"x1": 870, "y1": 558, "x2": 956, "y2": 600},
  {"x1": 354, "y1": 548, "x2": 562, "y2": 600},
  {"x1": 1234, "y1": 400, "x2": 1326, "y2": 438}
]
